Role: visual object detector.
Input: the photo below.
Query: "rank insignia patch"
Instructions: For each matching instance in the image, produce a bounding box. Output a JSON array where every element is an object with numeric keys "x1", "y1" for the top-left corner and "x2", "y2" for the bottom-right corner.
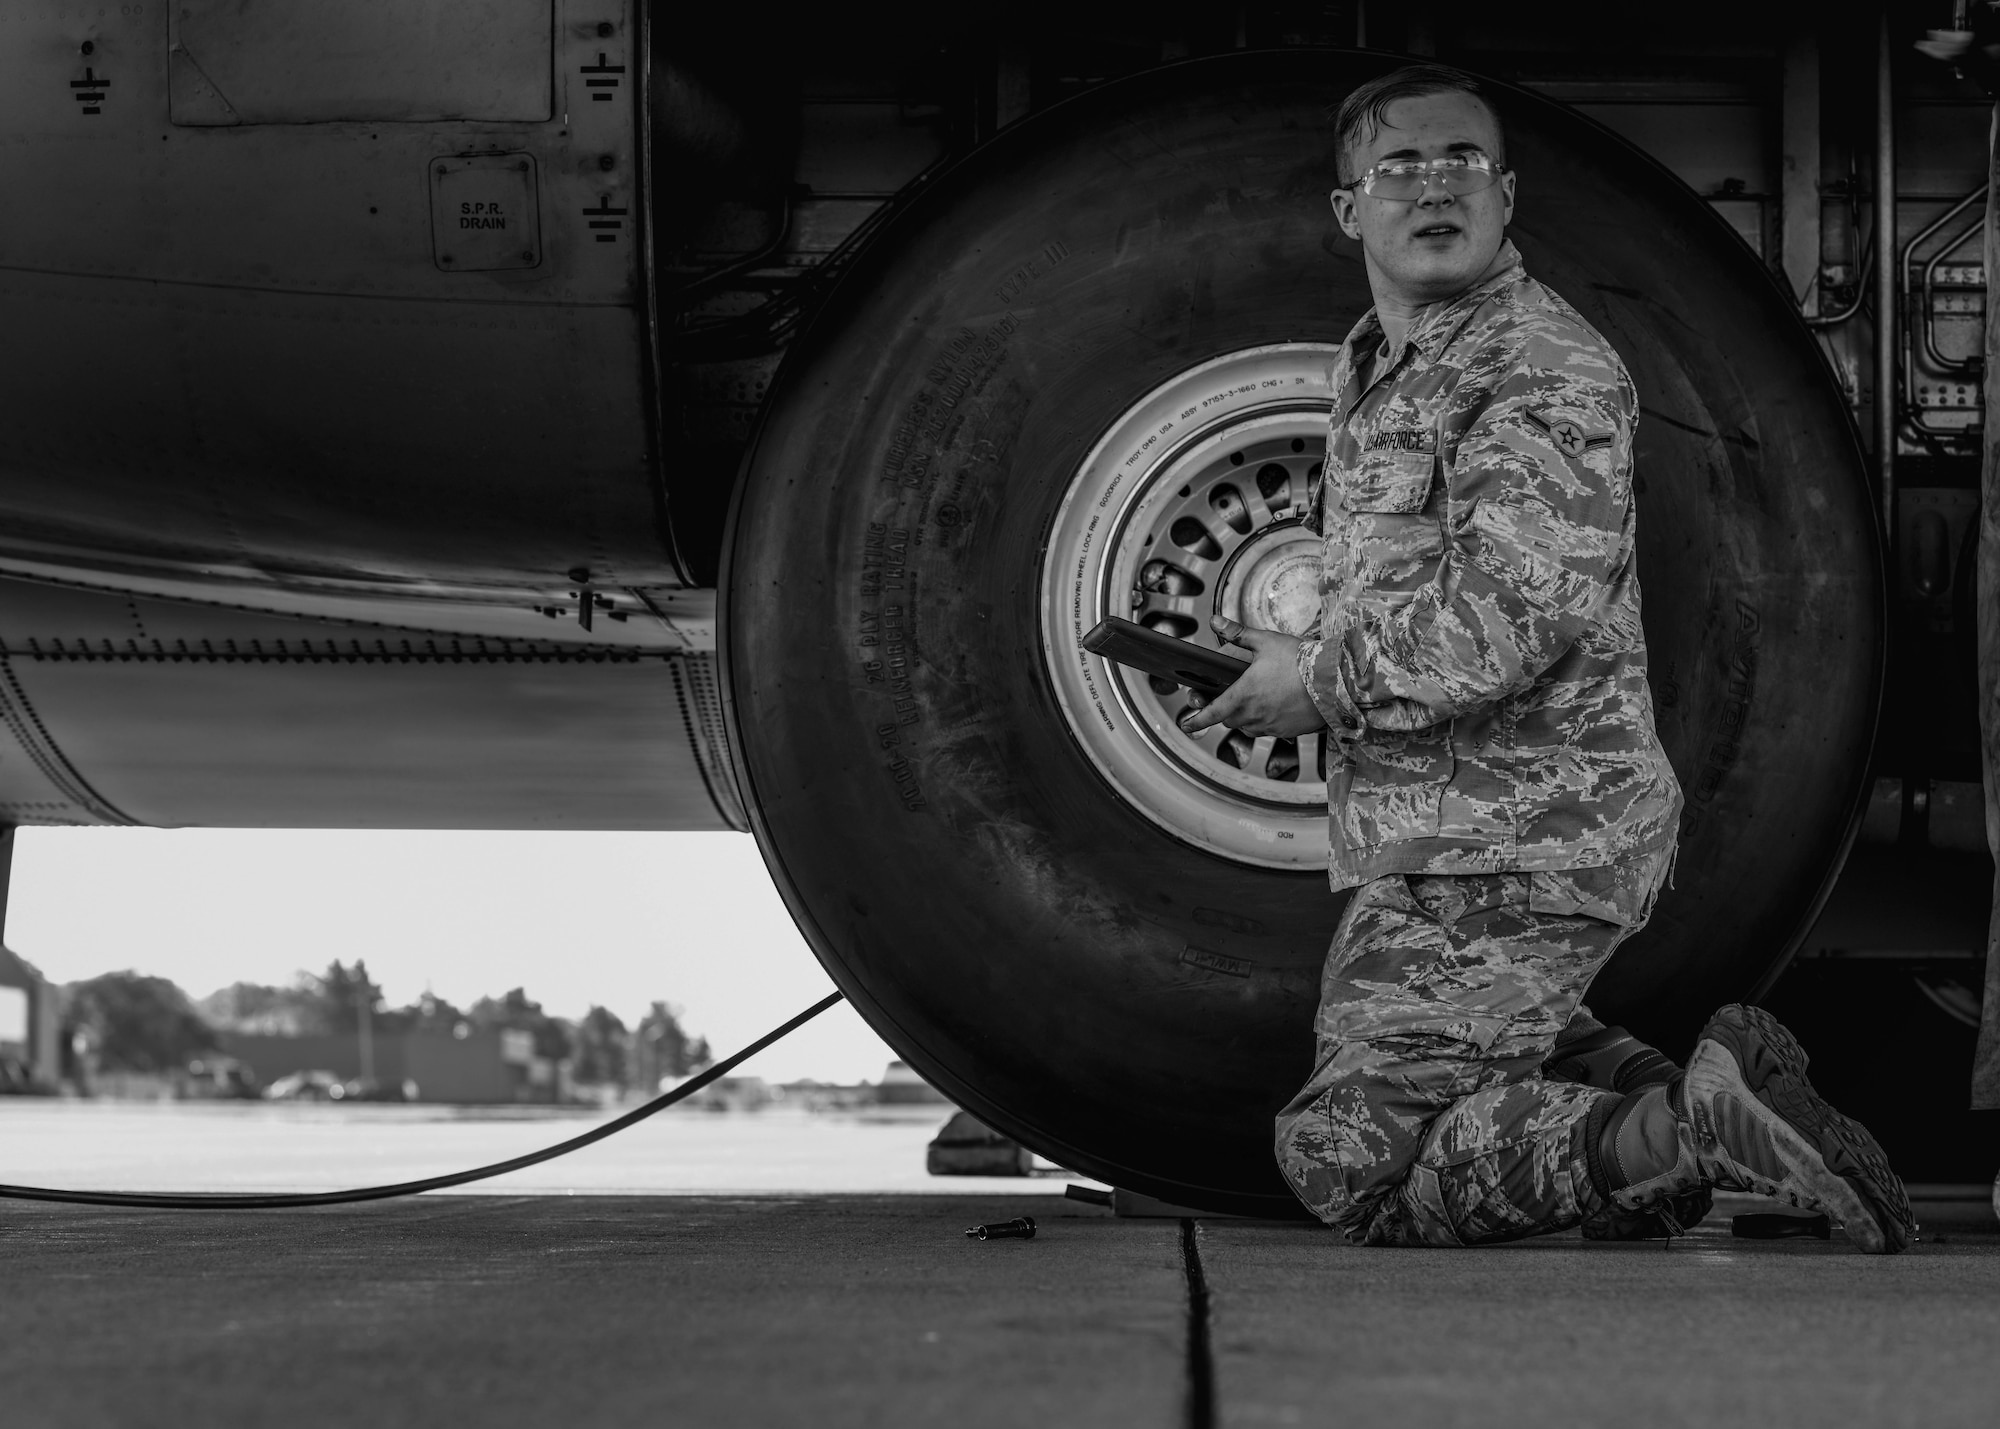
[{"x1": 1525, "y1": 407, "x2": 1613, "y2": 458}]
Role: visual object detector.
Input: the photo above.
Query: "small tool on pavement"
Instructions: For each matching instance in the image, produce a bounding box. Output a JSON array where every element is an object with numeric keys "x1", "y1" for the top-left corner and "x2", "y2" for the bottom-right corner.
[{"x1": 965, "y1": 1216, "x2": 1037, "y2": 1241}]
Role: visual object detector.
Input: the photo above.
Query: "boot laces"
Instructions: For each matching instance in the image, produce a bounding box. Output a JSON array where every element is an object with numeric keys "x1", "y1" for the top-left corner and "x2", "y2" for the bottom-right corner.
[{"x1": 1655, "y1": 1199, "x2": 1686, "y2": 1249}]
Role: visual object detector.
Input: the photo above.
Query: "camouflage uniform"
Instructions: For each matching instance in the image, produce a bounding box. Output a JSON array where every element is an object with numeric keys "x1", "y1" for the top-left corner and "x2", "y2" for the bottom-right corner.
[
  {"x1": 1275, "y1": 242, "x2": 1683, "y2": 1244},
  {"x1": 1275, "y1": 848, "x2": 1671, "y2": 1243}
]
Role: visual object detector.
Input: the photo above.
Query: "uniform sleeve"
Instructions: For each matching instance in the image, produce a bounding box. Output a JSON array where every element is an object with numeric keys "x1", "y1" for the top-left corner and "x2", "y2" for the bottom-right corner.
[{"x1": 1309, "y1": 333, "x2": 1635, "y2": 736}]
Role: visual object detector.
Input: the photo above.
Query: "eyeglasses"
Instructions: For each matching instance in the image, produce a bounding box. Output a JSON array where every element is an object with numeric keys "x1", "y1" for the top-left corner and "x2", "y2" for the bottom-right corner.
[{"x1": 1339, "y1": 152, "x2": 1507, "y2": 202}]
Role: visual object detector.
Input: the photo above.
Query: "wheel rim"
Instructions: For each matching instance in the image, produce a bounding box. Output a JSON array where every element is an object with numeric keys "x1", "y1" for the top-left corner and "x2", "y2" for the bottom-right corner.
[{"x1": 1041, "y1": 344, "x2": 1343, "y2": 869}]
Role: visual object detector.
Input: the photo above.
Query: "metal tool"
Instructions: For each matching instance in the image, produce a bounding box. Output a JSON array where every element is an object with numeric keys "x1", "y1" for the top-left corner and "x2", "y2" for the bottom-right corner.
[{"x1": 1731, "y1": 1212, "x2": 1833, "y2": 1240}]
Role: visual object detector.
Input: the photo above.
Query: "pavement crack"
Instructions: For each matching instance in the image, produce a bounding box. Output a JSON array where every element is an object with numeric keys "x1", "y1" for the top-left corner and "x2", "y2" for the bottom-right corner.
[{"x1": 1179, "y1": 1218, "x2": 1216, "y2": 1429}]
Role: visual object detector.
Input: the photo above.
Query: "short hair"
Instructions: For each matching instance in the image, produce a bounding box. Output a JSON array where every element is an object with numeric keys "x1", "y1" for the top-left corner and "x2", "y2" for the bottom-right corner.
[{"x1": 1332, "y1": 64, "x2": 1505, "y2": 187}]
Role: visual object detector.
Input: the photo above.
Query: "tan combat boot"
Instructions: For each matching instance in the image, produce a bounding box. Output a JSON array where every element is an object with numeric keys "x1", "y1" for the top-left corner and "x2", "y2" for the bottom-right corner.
[{"x1": 1594, "y1": 1004, "x2": 1915, "y2": 1253}]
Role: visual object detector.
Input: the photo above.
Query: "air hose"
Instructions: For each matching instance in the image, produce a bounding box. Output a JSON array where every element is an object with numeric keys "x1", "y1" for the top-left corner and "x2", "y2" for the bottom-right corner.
[{"x1": 0, "y1": 991, "x2": 845, "y2": 1210}]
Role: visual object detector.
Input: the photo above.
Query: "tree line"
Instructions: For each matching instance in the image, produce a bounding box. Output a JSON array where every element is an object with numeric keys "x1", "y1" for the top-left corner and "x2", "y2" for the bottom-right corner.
[{"x1": 60, "y1": 960, "x2": 712, "y2": 1090}]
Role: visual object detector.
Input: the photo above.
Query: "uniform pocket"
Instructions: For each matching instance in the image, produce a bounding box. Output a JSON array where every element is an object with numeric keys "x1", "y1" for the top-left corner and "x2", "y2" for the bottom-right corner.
[
  {"x1": 1336, "y1": 450, "x2": 1443, "y2": 585},
  {"x1": 1347, "y1": 1005, "x2": 1511, "y2": 1053},
  {"x1": 1526, "y1": 845, "x2": 1675, "y2": 928},
  {"x1": 1341, "y1": 449, "x2": 1436, "y2": 512},
  {"x1": 1339, "y1": 728, "x2": 1452, "y2": 845}
]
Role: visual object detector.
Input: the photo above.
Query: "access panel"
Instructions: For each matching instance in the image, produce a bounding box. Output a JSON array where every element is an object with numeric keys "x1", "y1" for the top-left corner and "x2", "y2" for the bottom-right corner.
[{"x1": 169, "y1": 0, "x2": 553, "y2": 126}]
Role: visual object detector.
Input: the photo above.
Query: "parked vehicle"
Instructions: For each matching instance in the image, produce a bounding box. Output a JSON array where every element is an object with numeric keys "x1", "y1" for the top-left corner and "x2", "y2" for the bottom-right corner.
[
  {"x1": 180, "y1": 1056, "x2": 260, "y2": 1100},
  {"x1": 262, "y1": 1069, "x2": 343, "y2": 1103}
]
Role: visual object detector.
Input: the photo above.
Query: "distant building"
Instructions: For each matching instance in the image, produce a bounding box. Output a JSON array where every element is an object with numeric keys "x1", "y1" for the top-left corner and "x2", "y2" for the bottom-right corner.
[
  {"x1": 221, "y1": 1024, "x2": 572, "y2": 1104},
  {"x1": 668, "y1": 1074, "x2": 774, "y2": 1112},
  {"x1": 0, "y1": 943, "x2": 59, "y2": 1092}
]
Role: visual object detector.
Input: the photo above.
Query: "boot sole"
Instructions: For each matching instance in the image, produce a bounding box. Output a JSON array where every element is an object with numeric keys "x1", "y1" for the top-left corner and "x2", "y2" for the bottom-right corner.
[{"x1": 1693, "y1": 1004, "x2": 1915, "y2": 1254}]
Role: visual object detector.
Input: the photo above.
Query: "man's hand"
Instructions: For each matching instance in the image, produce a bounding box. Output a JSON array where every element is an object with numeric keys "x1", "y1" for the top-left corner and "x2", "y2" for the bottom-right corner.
[{"x1": 1179, "y1": 616, "x2": 1327, "y2": 739}]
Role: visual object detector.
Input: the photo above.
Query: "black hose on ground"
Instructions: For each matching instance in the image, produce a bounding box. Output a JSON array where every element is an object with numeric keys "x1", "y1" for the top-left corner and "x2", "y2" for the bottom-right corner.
[{"x1": 0, "y1": 992, "x2": 846, "y2": 1210}]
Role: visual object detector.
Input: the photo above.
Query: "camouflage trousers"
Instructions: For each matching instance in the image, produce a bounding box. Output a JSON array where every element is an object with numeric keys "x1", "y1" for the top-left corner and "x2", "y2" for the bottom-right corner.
[{"x1": 1274, "y1": 847, "x2": 1673, "y2": 1246}]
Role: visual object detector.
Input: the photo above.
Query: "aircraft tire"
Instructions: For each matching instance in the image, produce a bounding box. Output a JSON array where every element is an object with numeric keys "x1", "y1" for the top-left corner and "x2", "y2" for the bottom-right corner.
[{"x1": 720, "y1": 50, "x2": 1881, "y2": 1214}]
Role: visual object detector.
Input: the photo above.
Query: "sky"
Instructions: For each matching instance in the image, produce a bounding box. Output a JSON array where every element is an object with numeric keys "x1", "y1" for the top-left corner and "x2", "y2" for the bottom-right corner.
[{"x1": 3, "y1": 828, "x2": 901, "y2": 1085}]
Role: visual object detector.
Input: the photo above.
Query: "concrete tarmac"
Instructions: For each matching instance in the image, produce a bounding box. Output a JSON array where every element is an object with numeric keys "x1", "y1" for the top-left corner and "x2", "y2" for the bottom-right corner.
[{"x1": 3, "y1": 1191, "x2": 1996, "y2": 1429}]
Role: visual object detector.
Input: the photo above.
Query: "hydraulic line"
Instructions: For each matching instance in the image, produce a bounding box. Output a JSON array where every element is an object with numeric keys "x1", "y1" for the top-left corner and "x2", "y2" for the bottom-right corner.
[
  {"x1": 1898, "y1": 183, "x2": 1988, "y2": 437},
  {"x1": 0, "y1": 991, "x2": 845, "y2": 1210},
  {"x1": 1875, "y1": 11, "x2": 1898, "y2": 541}
]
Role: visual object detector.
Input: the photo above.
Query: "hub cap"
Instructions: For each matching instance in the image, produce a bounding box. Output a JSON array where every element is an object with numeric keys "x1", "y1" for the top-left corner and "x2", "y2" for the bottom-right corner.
[{"x1": 1041, "y1": 345, "x2": 1339, "y2": 869}]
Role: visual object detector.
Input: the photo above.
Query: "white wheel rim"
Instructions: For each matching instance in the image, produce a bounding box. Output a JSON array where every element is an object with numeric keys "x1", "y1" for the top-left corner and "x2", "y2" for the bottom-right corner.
[{"x1": 1040, "y1": 344, "x2": 1340, "y2": 870}]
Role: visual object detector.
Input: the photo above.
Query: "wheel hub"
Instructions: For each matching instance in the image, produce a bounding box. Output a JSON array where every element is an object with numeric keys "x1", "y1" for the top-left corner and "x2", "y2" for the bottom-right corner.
[
  {"x1": 1218, "y1": 521, "x2": 1323, "y2": 637},
  {"x1": 1041, "y1": 345, "x2": 1340, "y2": 869}
]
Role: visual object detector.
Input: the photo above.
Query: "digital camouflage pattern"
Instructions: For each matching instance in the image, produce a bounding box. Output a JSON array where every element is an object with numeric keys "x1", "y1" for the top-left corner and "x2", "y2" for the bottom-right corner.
[
  {"x1": 1273, "y1": 244, "x2": 1684, "y2": 1243},
  {"x1": 1296, "y1": 240, "x2": 1682, "y2": 890},
  {"x1": 1273, "y1": 845, "x2": 1671, "y2": 1245}
]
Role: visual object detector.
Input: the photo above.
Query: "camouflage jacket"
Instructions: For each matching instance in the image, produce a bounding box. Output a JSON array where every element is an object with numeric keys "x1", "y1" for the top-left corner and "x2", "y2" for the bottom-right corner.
[{"x1": 1299, "y1": 242, "x2": 1682, "y2": 891}]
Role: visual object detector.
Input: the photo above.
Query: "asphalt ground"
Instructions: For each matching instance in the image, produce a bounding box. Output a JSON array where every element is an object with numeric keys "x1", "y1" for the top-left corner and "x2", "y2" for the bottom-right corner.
[{"x1": 4, "y1": 1191, "x2": 1996, "y2": 1429}]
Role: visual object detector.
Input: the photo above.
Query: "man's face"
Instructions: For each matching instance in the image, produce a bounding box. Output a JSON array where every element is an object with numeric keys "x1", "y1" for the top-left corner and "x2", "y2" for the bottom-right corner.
[{"x1": 1331, "y1": 91, "x2": 1515, "y2": 307}]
